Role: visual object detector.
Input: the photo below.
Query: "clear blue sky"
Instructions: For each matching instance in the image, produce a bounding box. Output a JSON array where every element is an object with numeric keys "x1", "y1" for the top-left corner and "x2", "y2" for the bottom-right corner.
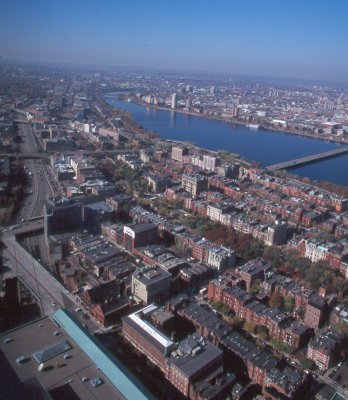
[{"x1": 1, "y1": 0, "x2": 347, "y2": 81}]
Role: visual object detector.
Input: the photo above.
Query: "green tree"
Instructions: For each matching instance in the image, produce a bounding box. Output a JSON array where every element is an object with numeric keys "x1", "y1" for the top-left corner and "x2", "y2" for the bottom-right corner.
[
  {"x1": 256, "y1": 325, "x2": 269, "y2": 341},
  {"x1": 244, "y1": 321, "x2": 256, "y2": 334},
  {"x1": 250, "y1": 279, "x2": 262, "y2": 295},
  {"x1": 271, "y1": 339, "x2": 296, "y2": 356},
  {"x1": 299, "y1": 357, "x2": 315, "y2": 370},
  {"x1": 332, "y1": 322, "x2": 348, "y2": 336},
  {"x1": 231, "y1": 316, "x2": 245, "y2": 328},
  {"x1": 283, "y1": 296, "x2": 295, "y2": 311}
]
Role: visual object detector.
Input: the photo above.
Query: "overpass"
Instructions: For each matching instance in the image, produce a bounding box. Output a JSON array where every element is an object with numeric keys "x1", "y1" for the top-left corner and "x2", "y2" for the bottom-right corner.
[{"x1": 266, "y1": 147, "x2": 348, "y2": 172}]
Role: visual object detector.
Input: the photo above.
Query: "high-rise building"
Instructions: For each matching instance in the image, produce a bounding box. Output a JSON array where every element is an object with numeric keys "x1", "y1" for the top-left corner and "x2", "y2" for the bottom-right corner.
[
  {"x1": 186, "y1": 97, "x2": 192, "y2": 110},
  {"x1": 202, "y1": 155, "x2": 221, "y2": 171},
  {"x1": 171, "y1": 93, "x2": 177, "y2": 109},
  {"x1": 230, "y1": 105, "x2": 239, "y2": 118},
  {"x1": 171, "y1": 146, "x2": 189, "y2": 162}
]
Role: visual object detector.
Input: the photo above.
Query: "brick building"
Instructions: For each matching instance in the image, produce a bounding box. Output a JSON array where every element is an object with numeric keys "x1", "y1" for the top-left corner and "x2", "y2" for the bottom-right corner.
[
  {"x1": 123, "y1": 223, "x2": 158, "y2": 253},
  {"x1": 304, "y1": 293, "x2": 328, "y2": 329}
]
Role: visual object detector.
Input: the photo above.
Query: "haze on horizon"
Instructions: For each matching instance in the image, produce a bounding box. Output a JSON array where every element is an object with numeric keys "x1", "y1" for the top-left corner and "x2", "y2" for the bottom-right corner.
[{"x1": 1, "y1": 0, "x2": 347, "y2": 82}]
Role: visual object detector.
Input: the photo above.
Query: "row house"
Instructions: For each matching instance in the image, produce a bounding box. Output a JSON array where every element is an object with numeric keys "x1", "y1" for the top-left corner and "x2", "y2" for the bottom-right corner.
[
  {"x1": 208, "y1": 281, "x2": 311, "y2": 349},
  {"x1": 297, "y1": 239, "x2": 348, "y2": 275},
  {"x1": 176, "y1": 302, "x2": 233, "y2": 346},
  {"x1": 263, "y1": 365, "x2": 307, "y2": 400},
  {"x1": 262, "y1": 274, "x2": 312, "y2": 310}
]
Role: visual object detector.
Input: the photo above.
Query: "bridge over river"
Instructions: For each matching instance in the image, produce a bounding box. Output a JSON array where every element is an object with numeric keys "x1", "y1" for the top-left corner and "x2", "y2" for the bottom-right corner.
[{"x1": 266, "y1": 147, "x2": 348, "y2": 172}]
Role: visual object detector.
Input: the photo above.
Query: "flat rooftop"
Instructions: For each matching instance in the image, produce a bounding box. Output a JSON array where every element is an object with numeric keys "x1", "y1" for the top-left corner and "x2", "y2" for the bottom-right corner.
[
  {"x1": 0, "y1": 310, "x2": 155, "y2": 400},
  {"x1": 0, "y1": 316, "x2": 125, "y2": 400}
]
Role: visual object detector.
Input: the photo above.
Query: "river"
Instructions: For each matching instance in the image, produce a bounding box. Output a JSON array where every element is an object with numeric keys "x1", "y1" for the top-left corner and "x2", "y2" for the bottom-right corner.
[{"x1": 105, "y1": 94, "x2": 348, "y2": 186}]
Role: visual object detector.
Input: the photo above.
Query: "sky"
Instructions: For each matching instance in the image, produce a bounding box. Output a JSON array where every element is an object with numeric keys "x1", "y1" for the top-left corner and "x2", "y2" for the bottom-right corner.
[{"x1": 1, "y1": 0, "x2": 348, "y2": 81}]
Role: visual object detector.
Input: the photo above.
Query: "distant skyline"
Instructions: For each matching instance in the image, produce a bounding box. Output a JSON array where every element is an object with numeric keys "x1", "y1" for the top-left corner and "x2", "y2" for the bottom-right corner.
[{"x1": 1, "y1": 0, "x2": 348, "y2": 82}]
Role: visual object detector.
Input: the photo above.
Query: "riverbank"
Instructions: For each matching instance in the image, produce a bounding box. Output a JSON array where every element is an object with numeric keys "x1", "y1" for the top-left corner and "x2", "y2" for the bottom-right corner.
[
  {"x1": 105, "y1": 92, "x2": 348, "y2": 186},
  {"x1": 119, "y1": 95, "x2": 348, "y2": 147}
]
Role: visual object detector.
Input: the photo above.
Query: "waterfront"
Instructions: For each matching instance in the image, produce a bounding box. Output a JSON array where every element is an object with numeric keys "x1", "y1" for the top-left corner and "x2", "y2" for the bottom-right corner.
[{"x1": 106, "y1": 95, "x2": 348, "y2": 186}]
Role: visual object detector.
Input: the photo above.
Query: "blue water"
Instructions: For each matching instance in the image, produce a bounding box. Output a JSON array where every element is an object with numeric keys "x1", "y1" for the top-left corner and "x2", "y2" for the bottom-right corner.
[{"x1": 106, "y1": 95, "x2": 348, "y2": 186}]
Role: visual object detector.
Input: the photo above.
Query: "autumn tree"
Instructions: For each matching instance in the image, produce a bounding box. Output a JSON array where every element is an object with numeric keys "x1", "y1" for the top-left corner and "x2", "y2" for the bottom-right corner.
[
  {"x1": 244, "y1": 321, "x2": 256, "y2": 334},
  {"x1": 269, "y1": 292, "x2": 283, "y2": 309}
]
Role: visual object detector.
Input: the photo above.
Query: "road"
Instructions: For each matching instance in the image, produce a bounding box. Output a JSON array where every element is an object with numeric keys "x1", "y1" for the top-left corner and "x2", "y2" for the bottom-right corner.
[{"x1": 15, "y1": 121, "x2": 59, "y2": 268}]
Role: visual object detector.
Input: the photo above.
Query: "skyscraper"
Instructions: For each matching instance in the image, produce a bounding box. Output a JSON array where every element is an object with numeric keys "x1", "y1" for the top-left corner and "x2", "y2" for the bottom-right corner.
[{"x1": 171, "y1": 93, "x2": 177, "y2": 109}]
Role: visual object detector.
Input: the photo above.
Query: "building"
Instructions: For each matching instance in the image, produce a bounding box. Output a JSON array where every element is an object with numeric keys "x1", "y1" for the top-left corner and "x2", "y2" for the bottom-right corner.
[
  {"x1": 0, "y1": 309, "x2": 154, "y2": 400},
  {"x1": 202, "y1": 155, "x2": 221, "y2": 172},
  {"x1": 265, "y1": 221, "x2": 288, "y2": 246},
  {"x1": 123, "y1": 223, "x2": 158, "y2": 253},
  {"x1": 172, "y1": 146, "x2": 189, "y2": 162},
  {"x1": 147, "y1": 174, "x2": 171, "y2": 193},
  {"x1": 171, "y1": 93, "x2": 177, "y2": 109},
  {"x1": 166, "y1": 334, "x2": 224, "y2": 399},
  {"x1": 166, "y1": 334, "x2": 224, "y2": 398},
  {"x1": 304, "y1": 293, "x2": 328, "y2": 329},
  {"x1": 83, "y1": 201, "x2": 115, "y2": 234},
  {"x1": 206, "y1": 203, "x2": 234, "y2": 224},
  {"x1": 44, "y1": 197, "x2": 83, "y2": 237},
  {"x1": 239, "y1": 259, "x2": 270, "y2": 291},
  {"x1": 307, "y1": 331, "x2": 344, "y2": 370},
  {"x1": 132, "y1": 265, "x2": 172, "y2": 304},
  {"x1": 263, "y1": 365, "x2": 306, "y2": 400},
  {"x1": 182, "y1": 174, "x2": 208, "y2": 197},
  {"x1": 207, "y1": 246, "x2": 235, "y2": 271},
  {"x1": 79, "y1": 280, "x2": 129, "y2": 326},
  {"x1": 122, "y1": 305, "x2": 176, "y2": 371}
]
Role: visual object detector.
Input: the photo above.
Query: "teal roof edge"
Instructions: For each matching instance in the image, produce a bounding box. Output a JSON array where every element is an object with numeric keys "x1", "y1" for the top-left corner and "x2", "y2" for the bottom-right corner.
[{"x1": 53, "y1": 308, "x2": 156, "y2": 400}]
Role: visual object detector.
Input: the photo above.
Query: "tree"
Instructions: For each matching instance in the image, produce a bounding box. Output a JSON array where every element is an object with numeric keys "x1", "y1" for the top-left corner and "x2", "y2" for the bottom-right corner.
[
  {"x1": 269, "y1": 292, "x2": 283, "y2": 309},
  {"x1": 283, "y1": 296, "x2": 295, "y2": 311},
  {"x1": 299, "y1": 357, "x2": 315, "y2": 370},
  {"x1": 332, "y1": 322, "x2": 348, "y2": 336},
  {"x1": 263, "y1": 246, "x2": 283, "y2": 269},
  {"x1": 250, "y1": 279, "x2": 262, "y2": 295},
  {"x1": 244, "y1": 321, "x2": 256, "y2": 334},
  {"x1": 231, "y1": 316, "x2": 245, "y2": 328},
  {"x1": 256, "y1": 325, "x2": 269, "y2": 341},
  {"x1": 271, "y1": 339, "x2": 296, "y2": 356}
]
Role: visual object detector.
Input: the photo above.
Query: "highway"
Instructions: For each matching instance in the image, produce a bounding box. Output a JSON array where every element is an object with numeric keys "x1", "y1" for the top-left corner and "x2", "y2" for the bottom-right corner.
[
  {"x1": 2, "y1": 232, "x2": 100, "y2": 331},
  {"x1": 1, "y1": 117, "x2": 100, "y2": 331},
  {"x1": 16, "y1": 121, "x2": 59, "y2": 268}
]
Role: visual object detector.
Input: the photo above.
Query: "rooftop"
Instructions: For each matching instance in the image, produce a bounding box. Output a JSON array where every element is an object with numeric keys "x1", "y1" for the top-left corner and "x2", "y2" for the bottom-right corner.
[
  {"x1": 0, "y1": 311, "x2": 153, "y2": 400},
  {"x1": 169, "y1": 334, "x2": 223, "y2": 378}
]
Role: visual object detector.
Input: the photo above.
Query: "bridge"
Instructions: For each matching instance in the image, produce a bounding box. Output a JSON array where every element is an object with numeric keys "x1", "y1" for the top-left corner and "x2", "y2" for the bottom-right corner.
[{"x1": 266, "y1": 147, "x2": 348, "y2": 172}]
